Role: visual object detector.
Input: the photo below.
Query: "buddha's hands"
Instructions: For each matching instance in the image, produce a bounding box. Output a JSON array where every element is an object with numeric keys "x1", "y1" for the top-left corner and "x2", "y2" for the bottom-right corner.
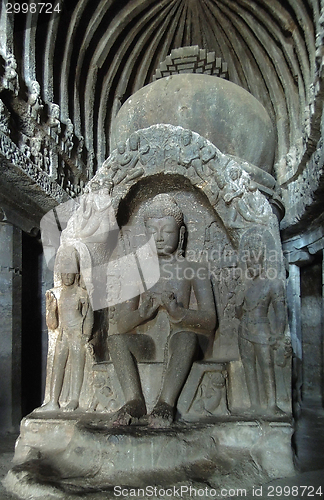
[
  {"x1": 138, "y1": 292, "x2": 159, "y2": 321},
  {"x1": 161, "y1": 292, "x2": 186, "y2": 322}
]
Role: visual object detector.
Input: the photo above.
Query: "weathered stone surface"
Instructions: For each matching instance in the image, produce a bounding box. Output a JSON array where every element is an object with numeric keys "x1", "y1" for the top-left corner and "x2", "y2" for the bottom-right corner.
[
  {"x1": 4, "y1": 414, "x2": 294, "y2": 498},
  {"x1": 1, "y1": 4, "x2": 324, "y2": 499},
  {"x1": 153, "y1": 46, "x2": 229, "y2": 81},
  {"x1": 5, "y1": 121, "x2": 293, "y2": 498},
  {"x1": 0, "y1": 131, "x2": 71, "y2": 233},
  {"x1": 38, "y1": 124, "x2": 290, "y2": 421},
  {"x1": 110, "y1": 75, "x2": 276, "y2": 173}
]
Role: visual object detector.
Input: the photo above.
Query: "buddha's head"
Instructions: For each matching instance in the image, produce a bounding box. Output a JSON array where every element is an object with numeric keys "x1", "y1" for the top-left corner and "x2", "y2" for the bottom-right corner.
[{"x1": 143, "y1": 194, "x2": 185, "y2": 257}]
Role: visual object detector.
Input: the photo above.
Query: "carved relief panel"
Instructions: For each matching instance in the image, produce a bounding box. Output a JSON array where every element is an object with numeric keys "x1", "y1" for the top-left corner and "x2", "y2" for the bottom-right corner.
[{"x1": 41, "y1": 124, "x2": 291, "y2": 423}]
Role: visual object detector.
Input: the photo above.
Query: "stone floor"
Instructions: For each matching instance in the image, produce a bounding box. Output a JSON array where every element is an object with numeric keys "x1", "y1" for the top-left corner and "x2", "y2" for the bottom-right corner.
[
  {"x1": 0, "y1": 400, "x2": 323, "y2": 499},
  {"x1": 0, "y1": 433, "x2": 18, "y2": 500}
]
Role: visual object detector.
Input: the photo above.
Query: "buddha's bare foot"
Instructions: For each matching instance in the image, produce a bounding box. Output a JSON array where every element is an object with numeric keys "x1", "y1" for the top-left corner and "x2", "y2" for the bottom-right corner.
[
  {"x1": 148, "y1": 402, "x2": 174, "y2": 428},
  {"x1": 35, "y1": 401, "x2": 60, "y2": 412},
  {"x1": 113, "y1": 400, "x2": 146, "y2": 426},
  {"x1": 64, "y1": 400, "x2": 79, "y2": 411}
]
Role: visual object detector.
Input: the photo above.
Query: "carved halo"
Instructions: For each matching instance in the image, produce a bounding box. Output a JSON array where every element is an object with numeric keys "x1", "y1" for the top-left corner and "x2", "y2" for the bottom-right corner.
[{"x1": 90, "y1": 124, "x2": 278, "y2": 249}]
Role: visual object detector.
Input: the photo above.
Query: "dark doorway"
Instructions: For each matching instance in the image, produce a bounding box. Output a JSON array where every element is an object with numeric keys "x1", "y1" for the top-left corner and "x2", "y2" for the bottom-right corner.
[{"x1": 21, "y1": 232, "x2": 43, "y2": 416}]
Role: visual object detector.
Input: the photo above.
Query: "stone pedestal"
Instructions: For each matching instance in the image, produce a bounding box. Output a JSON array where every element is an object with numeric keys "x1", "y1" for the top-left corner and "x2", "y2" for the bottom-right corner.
[
  {"x1": 0, "y1": 222, "x2": 22, "y2": 433},
  {"x1": 4, "y1": 412, "x2": 295, "y2": 499}
]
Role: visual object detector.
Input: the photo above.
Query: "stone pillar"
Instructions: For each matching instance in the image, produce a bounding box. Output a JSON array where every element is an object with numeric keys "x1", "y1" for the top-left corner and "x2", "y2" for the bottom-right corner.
[
  {"x1": 286, "y1": 263, "x2": 302, "y2": 413},
  {"x1": 41, "y1": 252, "x2": 53, "y2": 400},
  {"x1": 0, "y1": 222, "x2": 22, "y2": 433},
  {"x1": 0, "y1": 0, "x2": 14, "y2": 53},
  {"x1": 300, "y1": 259, "x2": 323, "y2": 403}
]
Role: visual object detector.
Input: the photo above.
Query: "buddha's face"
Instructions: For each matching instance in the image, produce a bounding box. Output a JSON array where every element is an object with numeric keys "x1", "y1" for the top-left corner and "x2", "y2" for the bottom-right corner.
[
  {"x1": 61, "y1": 273, "x2": 76, "y2": 286},
  {"x1": 145, "y1": 216, "x2": 180, "y2": 256}
]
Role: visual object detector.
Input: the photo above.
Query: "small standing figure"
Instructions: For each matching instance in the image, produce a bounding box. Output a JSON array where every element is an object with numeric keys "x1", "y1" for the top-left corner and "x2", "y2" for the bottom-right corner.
[
  {"x1": 30, "y1": 136, "x2": 43, "y2": 169},
  {"x1": 198, "y1": 137, "x2": 216, "y2": 175},
  {"x1": 179, "y1": 129, "x2": 200, "y2": 166},
  {"x1": 236, "y1": 234, "x2": 287, "y2": 416},
  {"x1": 40, "y1": 250, "x2": 93, "y2": 411},
  {"x1": 18, "y1": 133, "x2": 31, "y2": 159},
  {"x1": 77, "y1": 136, "x2": 86, "y2": 171},
  {"x1": 43, "y1": 146, "x2": 51, "y2": 174},
  {"x1": 179, "y1": 129, "x2": 205, "y2": 181},
  {"x1": 3, "y1": 54, "x2": 19, "y2": 95},
  {"x1": 27, "y1": 81, "x2": 43, "y2": 123},
  {"x1": 62, "y1": 118, "x2": 74, "y2": 156},
  {"x1": 214, "y1": 162, "x2": 271, "y2": 228},
  {"x1": 46, "y1": 103, "x2": 61, "y2": 142}
]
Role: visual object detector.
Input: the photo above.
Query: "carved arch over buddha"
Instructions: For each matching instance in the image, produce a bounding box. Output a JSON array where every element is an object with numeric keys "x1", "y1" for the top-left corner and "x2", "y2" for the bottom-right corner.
[
  {"x1": 39, "y1": 123, "x2": 291, "y2": 421},
  {"x1": 77, "y1": 123, "x2": 291, "y2": 419}
]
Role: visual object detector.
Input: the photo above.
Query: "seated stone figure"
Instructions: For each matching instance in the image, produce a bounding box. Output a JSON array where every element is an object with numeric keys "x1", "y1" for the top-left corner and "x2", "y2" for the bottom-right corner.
[{"x1": 108, "y1": 194, "x2": 216, "y2": 427}]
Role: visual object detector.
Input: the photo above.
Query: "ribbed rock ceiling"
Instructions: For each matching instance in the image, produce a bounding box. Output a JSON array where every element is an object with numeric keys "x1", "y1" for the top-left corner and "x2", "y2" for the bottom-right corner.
[{"x1": 4, "y1": 0, "x2": 323, "y2": 185}]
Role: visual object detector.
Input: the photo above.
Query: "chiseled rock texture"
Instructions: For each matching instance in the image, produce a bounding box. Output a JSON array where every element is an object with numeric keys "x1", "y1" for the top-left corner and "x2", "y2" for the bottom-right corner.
[
  {"x1": 4, "y1": 414, "x2": 294, "y2": 499},
  {"x1": 110, "y1": 74, "x2": 276, "y2": 174}
]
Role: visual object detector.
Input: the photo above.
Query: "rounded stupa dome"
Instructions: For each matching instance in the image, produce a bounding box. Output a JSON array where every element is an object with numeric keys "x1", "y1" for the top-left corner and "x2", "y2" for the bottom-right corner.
[{"x1": 110, "y1": 73, "x2": 276, "y2": 173}]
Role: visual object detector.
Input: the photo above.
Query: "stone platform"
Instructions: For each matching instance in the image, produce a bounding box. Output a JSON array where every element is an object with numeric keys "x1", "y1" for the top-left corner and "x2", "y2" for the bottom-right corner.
[{"x1": 4, "y1": 412, "x2": 295, "y2": 499}]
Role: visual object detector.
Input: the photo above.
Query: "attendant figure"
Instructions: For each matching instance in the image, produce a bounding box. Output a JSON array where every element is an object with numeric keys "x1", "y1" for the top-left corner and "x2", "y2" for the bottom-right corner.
[
  {"x1": 236, "y1": 235, "x2": 287, "y2": 416},
  {"x1": 40, "y1": 249, "x2": 93, "y2": 411}
]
